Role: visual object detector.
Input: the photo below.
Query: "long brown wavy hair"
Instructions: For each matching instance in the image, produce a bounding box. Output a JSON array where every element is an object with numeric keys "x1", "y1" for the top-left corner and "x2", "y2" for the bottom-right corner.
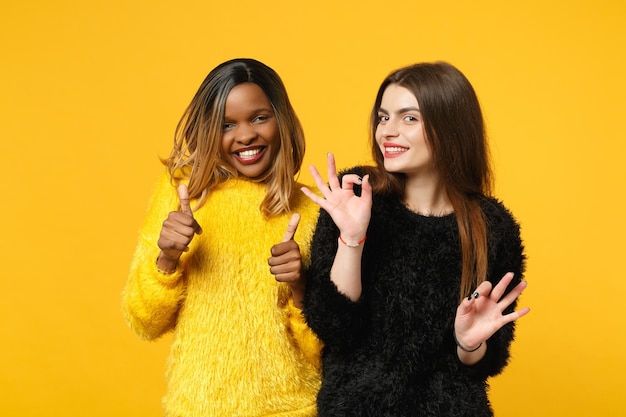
[
  {"x1": 367, "y1": 62, "x2": 493, "y2": 301},
  {"x1": 164, "y1": 58, "x2": 306, "y2": 218}
]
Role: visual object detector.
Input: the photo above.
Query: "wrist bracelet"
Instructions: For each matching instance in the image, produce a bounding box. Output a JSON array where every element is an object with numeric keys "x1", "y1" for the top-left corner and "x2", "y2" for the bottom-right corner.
[
  {"x1": 453, "y1": 331, "x2": 483, "y2": 353},
  {"x1": 339, "y1": 235, "x2": 367, "y2": 248}
]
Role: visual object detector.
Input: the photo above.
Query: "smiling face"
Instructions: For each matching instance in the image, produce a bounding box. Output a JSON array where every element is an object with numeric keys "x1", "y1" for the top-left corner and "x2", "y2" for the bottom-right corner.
[
  {"x1": 375, "y1": 84, "x2": 435, "y2": 179},
  {"x1": 220, "y1": 82, "x2": 280, "y2": 179}
]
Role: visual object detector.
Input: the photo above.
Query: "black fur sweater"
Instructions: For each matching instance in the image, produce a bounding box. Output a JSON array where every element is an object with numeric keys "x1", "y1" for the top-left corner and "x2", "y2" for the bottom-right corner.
[{"x1": 303, "y1": 167, "x2": 526, "y2": 417}]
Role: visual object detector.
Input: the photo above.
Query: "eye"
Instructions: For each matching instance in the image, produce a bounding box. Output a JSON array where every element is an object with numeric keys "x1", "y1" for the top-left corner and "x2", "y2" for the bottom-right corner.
[
  {"x1": 223, "y1": 122, "x2": 235, "y2": 131},
  {"x1": 377, "y1": 114, "x2": 389, "y2": 123},
  {"x1": 403, "y1": 114, "x2": 420, "y2": 123},
  {"x1": 252, "y1": 114, "x2": 270, "y2": 124}
]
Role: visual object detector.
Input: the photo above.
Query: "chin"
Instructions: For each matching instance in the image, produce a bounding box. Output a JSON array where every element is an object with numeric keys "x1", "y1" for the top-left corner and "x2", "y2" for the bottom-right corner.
[{"x1": 383, "y1": 162, "x2": 401, "y2": 173}]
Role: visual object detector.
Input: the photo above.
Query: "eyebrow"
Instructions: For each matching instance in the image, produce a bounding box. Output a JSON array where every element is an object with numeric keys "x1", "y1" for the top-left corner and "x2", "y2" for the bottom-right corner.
[
  {"x1": 224, "y1": 107, "x2": 274, "y2": 119},
  {"x1": 378, "y1": 106, "x2": 421, "y2": 114},
  {"x1": 253, "y1": 107, "x2": 274, "y2": 113}
]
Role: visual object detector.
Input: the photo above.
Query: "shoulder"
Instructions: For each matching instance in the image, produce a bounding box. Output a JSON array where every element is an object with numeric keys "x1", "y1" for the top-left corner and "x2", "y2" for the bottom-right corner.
[
  {"x1": 147, "y1": 170, "x2": 178, "y2": 207},
  {"x1": 479, "y1": 197, "x2": 520, "y2": 226},
  {"x1": 478, "y1": 196, "x2": 523, "y2": 245}
]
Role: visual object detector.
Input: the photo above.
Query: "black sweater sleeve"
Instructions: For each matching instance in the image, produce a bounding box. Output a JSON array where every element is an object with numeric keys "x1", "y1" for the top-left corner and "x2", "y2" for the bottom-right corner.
[
  {"x1": 462, "y1": 198, "x2": 527, "y2": 378},
  {"x1": 302, "y1": 207, "x2": 370, "y2": 351}
]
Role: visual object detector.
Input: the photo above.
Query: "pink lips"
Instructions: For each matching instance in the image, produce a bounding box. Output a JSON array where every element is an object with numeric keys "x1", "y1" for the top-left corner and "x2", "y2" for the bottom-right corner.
[
  {"x1": 233, "y1": 146, "x2": 266, "y2": 164},
  {"x1": 383, "y1": 142, "x2": 408, "y2": 158}
]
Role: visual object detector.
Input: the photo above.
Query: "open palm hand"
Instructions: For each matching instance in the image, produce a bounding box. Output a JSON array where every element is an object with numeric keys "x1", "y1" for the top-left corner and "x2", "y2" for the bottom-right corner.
[{"x1": 454, "y1": 272, "x2": 530, "y2": 350}]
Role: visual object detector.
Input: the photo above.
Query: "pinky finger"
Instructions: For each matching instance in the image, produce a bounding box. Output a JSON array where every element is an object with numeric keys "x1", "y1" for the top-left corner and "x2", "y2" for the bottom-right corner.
[
  {"x1": 503, "y1": 306, "x2": 531, "y2": 325},
  {"x1": 301, "y1": 186, "x2": 321, "y2": 203},
  {"x1": 301, "y1": 187, "x2": 332, "y2": 211}
]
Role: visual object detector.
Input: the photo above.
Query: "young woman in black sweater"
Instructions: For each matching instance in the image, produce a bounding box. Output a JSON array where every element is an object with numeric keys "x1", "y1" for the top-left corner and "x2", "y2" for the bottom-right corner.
[{"x1": 301, "y1": 61, "x2": 530, "y2": 417}]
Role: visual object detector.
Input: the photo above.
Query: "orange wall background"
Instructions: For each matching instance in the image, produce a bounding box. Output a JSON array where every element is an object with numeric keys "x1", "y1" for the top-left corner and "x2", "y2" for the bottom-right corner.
[{"x1": 1, "y1": 0, "x2": 624, "y2": 415}]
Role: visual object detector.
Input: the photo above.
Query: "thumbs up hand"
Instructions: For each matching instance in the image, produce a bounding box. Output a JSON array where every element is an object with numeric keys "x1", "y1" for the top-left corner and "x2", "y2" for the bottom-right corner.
[
  {"x1": 268, "y1": 214, "x2": 306, "y2": 307},
  {"x1": 156, "y1": 184, "x2": 203, "y2": 274}
]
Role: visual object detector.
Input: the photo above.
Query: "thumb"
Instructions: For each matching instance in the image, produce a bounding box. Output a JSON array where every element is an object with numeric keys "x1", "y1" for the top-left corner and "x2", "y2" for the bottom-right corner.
[
  {"x1": 178, "y1": 184, "x2": 192, "y2": 215},
  {"x1": 178, "y1": 184, "x2": 202, "y2": 234},
  {"x1": 281, "y1": 213, "x2": 301, "y2": 242}
]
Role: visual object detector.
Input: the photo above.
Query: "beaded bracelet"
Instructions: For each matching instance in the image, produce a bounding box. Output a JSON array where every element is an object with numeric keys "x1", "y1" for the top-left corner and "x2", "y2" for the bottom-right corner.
[
  {"x1": 453, "y1": 331, "x2": 483, "y2": 353},
  {"x1": 338, "y1": 235, "x2": 367, "y2": 248}
]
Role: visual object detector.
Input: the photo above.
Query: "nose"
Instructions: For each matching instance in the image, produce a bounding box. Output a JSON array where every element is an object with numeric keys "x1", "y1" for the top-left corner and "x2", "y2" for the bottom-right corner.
[
  {"x1": 378, "y1": 118, "x2": 399, "y2": 138},
  {"x1": 235, "y1": 123, "x2": 257, "y2": 144}
]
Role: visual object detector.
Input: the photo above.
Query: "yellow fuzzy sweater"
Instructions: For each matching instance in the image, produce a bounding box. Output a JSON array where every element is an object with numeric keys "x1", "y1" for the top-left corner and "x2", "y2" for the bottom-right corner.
[{"x1": 122, "y1": 173, "x2": 322, "y2": 417}]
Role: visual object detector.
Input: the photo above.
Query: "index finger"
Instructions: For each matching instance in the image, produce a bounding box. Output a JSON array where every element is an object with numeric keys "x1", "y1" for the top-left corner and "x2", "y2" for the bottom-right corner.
[
  {"x1": 281, "y1": 213, "x2": 301, "y2": 242},
  {"x1": 490, "y1": 272, "x2": 515, "y2": 301},
  {"x1": 178, "y1": 184, "x2": 192, "y2": 215}
]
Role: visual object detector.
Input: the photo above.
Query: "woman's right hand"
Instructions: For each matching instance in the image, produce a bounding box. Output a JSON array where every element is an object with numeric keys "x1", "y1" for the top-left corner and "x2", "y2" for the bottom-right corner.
[
  {"x1": 156, "y1": 184, "x2": 203, "y2": 273},
  {"x1": 301, "y1": 153, "x2": 372, "y2": 243}
]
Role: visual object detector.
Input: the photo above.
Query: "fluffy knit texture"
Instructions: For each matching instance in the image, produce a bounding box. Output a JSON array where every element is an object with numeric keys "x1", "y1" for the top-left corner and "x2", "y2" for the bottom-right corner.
[
  {"x1": 303, "y1": 166, "x2": 526, "y2": 417},
  {"x1": 122, "y1": 173, "x2": 322, "y2": 417}
]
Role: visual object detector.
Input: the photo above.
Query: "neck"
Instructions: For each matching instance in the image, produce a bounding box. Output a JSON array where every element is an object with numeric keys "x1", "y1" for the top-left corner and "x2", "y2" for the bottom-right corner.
[{"x1": 402, "y1": 175, "x2": 452, "y2": 216}]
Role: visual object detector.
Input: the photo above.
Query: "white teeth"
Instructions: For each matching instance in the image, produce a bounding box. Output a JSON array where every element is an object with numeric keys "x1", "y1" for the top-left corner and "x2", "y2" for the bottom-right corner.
[
  {"x1": 385, "y1": 147, "x2": 406, "y2": 153},
  {"x1": 238, "y1": 149, "x2": 261, "y2": 158}
]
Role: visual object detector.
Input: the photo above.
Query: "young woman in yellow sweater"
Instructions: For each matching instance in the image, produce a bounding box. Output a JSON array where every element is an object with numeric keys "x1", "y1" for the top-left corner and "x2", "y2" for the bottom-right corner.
[{"x1": 122, "y1": 58, "x2": 321, "y2": 416}]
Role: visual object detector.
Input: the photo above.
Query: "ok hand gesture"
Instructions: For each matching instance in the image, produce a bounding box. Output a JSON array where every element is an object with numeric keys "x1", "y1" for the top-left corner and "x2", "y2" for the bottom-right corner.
[{"x1": 301, "y1": 153, "x2": 372, "y2": 244}]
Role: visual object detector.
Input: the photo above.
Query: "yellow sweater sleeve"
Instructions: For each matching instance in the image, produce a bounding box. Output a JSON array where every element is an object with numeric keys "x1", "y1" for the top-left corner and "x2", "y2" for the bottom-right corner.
[
  {"x1": 286, "y1": 299, "x2": 323, "y2": 369},
  {"x1": 282, "y1": 188, "x2": 323, "y2": 369},
  {"x1": 122, "y1": 173, "x2": 186, "y2": 340}
]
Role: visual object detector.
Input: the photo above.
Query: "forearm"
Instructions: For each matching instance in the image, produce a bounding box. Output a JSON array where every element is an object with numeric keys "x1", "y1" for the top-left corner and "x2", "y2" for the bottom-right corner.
[
  {"x1": 303, "y1": 244, "x2": 368, "y2": 347},
  {"x1": 303, "y1": 204, "x2": 369, "y2": 346},
  {"x1": 329, "y1": 237, "x2": 365, "y2": 301},
  {"x1": 123, "y1": 240, "x2": 185, "y2": 340},
  {"x1": 289, "y1": 279, "x2": 306, "y2": 309},
  {"x1": 285, "y1": 298, "x2": 323, "y2": 369}
]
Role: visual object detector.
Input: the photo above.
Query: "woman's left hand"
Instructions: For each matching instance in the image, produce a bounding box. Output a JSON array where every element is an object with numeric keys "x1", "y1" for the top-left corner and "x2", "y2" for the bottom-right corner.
[
  {"x1": 454, "y1": 272, "x2": 530, "y2": 351},
  {"x1": 268, "y1": 214, "x2": 305, "y2": 307}
]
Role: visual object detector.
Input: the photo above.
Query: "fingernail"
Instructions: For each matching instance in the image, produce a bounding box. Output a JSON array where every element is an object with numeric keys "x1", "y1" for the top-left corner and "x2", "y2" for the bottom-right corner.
[
  {"x1": 357, "y1": 177, "x2": 363, "y2": 183},
  {"x1": 467, "y1": 294, "x2": 472, "y2": 301},
  {"x1": 473, "y1": 292, "x2": 480, "y2": 299}
]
